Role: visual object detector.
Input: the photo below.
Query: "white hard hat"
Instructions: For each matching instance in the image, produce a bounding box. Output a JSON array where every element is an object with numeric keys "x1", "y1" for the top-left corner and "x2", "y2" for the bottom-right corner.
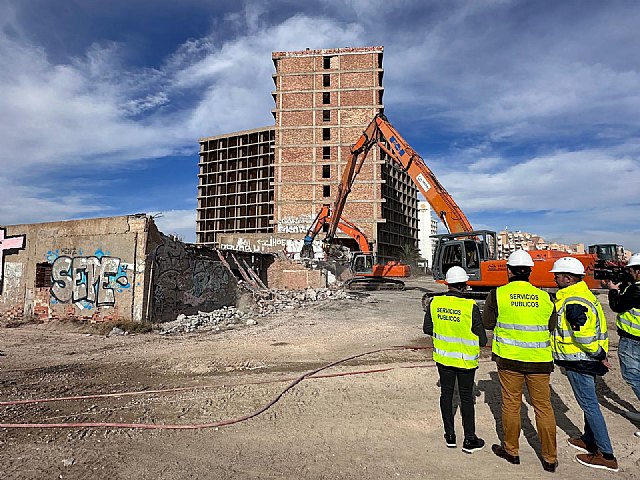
[
  {"x1": 507, "y1": 249, "x2": 534, "y2": 267},
  {"x1": 550, "y1": 257, "x2": 585, "y2": 275},
  {"x1": 627, "y1": 253, "x2": 640, "y2": 267},
  {"x1": 445, "y1": 266, "x2": 469, "y2": 284}
]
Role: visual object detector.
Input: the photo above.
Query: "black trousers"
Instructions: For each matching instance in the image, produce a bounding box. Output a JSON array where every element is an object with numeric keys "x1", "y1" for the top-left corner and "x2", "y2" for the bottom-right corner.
[{"x1": 437, "y1": 363, "x2": 477, "y2": 439}]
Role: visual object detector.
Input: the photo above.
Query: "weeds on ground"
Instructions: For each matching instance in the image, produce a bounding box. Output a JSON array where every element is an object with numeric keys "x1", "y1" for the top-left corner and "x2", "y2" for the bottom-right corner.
[{"x1": 3, "y1": 315, "x2": 44, "y2": 328}]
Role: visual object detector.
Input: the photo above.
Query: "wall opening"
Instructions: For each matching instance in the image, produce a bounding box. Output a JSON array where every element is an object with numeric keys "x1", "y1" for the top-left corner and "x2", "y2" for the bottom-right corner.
[{"x1": 35, "y1": 262, "x2": 52, "y2": 288}]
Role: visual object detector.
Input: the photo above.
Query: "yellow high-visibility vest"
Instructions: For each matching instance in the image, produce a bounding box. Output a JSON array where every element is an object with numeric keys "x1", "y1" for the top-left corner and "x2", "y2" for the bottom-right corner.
[
  {"x1": 493, "y1": 281, "x2": 554, "y2": 362},
  {"x1": 430, "y1": 295, "x2": 479, "y2": 369},
  {"x1": 552, "y1": 281, "x2": 608, "y2": 361},
  {"x1": 616, "y1": 282, "x2": 640, "y2": 338}
]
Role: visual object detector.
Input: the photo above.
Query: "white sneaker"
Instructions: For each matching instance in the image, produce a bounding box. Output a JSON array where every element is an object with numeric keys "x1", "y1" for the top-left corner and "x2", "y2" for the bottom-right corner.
[{"x1": 634, "y1": 431, "x2": 640, "y2": 438}]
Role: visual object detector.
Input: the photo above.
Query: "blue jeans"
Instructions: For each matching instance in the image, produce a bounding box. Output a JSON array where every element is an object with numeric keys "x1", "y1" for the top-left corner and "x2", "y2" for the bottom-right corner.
[
  {"x1": 565, "y1": 369, "x2": 614, "y2": 455},
  {"x1": 619, "y1": 335, "x2": 640, "y2": 400}
]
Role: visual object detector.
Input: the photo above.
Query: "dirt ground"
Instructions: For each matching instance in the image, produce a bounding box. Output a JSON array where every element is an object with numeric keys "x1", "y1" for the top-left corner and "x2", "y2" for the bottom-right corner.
[{"x1": 1, "y1": 276, "x2": 639, "y2": 480}]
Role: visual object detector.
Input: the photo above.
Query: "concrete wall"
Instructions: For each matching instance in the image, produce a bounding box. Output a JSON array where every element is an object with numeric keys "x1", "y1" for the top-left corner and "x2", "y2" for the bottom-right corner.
[
  {"x1": 0, "y1": 215, "x2": 150, "y2": 324},
  {"x1": 148, "y1": 233, "x2": 238, "y2": 322},
  {"x1": 0, "y1": 215, "x2": 242, "y2": 326}
]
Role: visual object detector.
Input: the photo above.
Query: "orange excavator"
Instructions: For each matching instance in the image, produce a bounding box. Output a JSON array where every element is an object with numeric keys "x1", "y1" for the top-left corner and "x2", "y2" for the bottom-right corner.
[
  {"x1": 315, "y1": 112, "x2": 602, "y2": 292},
  {"x1": 301, "y1": 205, "x2": 410, "y2": 290}
]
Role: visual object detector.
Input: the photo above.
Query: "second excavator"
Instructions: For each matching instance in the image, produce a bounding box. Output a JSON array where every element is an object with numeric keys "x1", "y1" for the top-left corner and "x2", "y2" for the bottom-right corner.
[{"x1": 301, "y1": 205, "x2": 409, "y2": 290}]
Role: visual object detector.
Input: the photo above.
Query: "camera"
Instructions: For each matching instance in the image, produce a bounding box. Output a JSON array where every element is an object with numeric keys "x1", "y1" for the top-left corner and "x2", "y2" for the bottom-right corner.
[{"x1": 594, "y1": 266, "x2": 632, "y2": 285}]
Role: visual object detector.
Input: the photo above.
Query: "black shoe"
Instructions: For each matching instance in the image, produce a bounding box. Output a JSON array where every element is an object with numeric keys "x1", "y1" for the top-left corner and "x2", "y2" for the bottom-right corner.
[
  {"x1": 462, "y1": 436, "x2": 485, "y2": 454},
  {"x1": 444, "y1": 433, "x2": 457, "y2": 448},
  {"x1": 542, "y1": 460, "x2": 558, "y2": 472},
  {"x1": 491, "y1": 444, "x2": 520, "y2": 465}
]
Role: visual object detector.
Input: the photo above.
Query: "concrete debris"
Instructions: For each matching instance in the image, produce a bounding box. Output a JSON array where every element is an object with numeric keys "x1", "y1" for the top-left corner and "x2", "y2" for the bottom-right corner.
[
  {"x1": 62, "y1": 458, "x2": 76, "y2": 467},
  {"x1": 158, "y1": 282, "x2": 355, "y2": 335},
  {"x1": 108, "y1": 327, "x2": 125, "y2": 336}
]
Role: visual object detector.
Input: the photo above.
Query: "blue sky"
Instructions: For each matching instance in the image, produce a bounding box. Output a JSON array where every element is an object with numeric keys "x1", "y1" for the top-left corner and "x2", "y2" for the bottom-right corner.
[{"x1": 1, "y1": 0, "x2": 639, "y2": 251}]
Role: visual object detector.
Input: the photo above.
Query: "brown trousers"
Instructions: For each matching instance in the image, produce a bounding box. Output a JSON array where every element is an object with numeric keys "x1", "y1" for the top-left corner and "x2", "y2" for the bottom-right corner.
[{"x1": 498, "y1": 369, "x2": 557, "y2": 463}]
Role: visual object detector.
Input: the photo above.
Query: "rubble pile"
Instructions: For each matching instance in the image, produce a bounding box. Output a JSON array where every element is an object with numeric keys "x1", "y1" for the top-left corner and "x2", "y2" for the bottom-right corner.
[{"x1": 157, "y1": 284, "x2": 355, "y2": 335}]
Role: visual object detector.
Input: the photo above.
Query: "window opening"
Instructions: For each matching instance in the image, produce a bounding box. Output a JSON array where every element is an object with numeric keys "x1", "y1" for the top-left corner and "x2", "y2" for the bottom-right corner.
[{"x1": 35, "y1": 262, "x2": 52, "y2": 288}]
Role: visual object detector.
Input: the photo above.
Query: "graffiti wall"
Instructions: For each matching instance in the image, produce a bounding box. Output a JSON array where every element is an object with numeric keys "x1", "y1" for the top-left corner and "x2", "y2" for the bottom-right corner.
[
  {"x1": 151, "y1": 235, "x2": 237, "y2": 322},
  {"x1": 0, "y1": 227, "x2": 26, "y2": 294},
  {"x1": 0, "y1": 215, "x2": 152, "y2": 325},
  {"x1": 276, "y1": 214, "x2": 315, "y2": 234},
  {"x1": 46, "y1": 248, "x2": 131, "y2": 309},
  {"x1": 218, "y1": 233, "x2": 323, "y2": 260}
]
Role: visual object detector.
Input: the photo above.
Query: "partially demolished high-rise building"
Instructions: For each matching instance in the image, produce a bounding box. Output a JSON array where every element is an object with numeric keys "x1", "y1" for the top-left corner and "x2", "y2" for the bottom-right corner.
[{"x1": 197, "y1": 46, "x2": 418, "y2": 262}]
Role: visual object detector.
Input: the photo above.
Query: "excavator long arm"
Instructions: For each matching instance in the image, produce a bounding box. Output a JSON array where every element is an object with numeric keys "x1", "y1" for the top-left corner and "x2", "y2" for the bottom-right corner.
[{"x1": 326, "y1": 113, "x2": 473, "y2": 245}]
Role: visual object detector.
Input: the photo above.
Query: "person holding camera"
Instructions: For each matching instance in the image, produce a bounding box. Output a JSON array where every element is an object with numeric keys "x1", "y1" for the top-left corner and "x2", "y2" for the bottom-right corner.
[
  {"x1": 551, "y1": 257, "x2": 618, "y2": 472},
  {"x1": 604, "y1": 253, "x2": 640, "y2": 438}
]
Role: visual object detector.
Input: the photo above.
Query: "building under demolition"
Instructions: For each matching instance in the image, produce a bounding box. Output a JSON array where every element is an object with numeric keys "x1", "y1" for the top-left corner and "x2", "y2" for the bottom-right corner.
[
  {"x1": 0, "y1": 215, "x2": 243, "y2": 325},
  {"x1": 197, "y1": 46, "x2": 418, "y2": 263}
]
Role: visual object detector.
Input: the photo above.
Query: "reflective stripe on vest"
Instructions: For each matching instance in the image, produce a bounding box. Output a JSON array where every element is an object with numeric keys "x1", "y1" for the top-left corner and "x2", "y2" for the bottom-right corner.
[
  {"x1": 493, "y1": 281, "x2": 554, "y2": 362},
  {"x1": 433, "y1": 348, "x2": 479, "y2": 361},
  {"x1": 493, "y1": 334, "x2": 550, "y2": 349},
  {"x1": 552, "y1": 281, "x2": 609, "y2": 362},
  {"x1": 616, "y1": 282, "x2": 640, "y2": 337},
  {"x1": 433, "y1": 332, "x2": 479, "y2": 347},
  {"x1": 430, "y1": 295, "x2": 479, "y2": 369}
]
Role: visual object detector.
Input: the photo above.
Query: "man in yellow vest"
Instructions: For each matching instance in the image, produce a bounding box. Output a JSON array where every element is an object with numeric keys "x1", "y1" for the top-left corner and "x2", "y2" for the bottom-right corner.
[
  {"x1": 423, "y1": 266, "x2": 487, "y2": 453},
  {"x1": 483, "y1": 250, "x2": 558, "y2": 472},
  {"x1": 551, "y1": 256, "x2": 618, "y2": 472},
  {"x1": 604, "y1": 253, "x2": 640, "y2": 438}
]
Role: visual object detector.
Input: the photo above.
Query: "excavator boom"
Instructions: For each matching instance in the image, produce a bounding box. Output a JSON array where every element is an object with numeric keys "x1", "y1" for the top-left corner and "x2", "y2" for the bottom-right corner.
[{"x1": 327, "y1": 113, "x2": 472, "y2": 245}]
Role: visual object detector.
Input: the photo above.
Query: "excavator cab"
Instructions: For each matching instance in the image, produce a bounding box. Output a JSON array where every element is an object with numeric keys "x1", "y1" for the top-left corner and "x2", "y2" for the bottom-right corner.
[
  {"x1": 588, "y1": 244, "x2": 625, "y2": 262},
  {"x1": 352, "y1": 252, "x2": 375, "y2": 275},
  {"x1": 431, "y1": 230, "x2": 498, "y2": 284}
]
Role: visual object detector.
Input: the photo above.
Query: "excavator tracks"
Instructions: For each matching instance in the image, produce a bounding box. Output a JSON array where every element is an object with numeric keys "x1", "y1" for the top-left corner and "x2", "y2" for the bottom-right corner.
[{"x1": 344, "y1": 277, "x2": 405, "y2": 291}]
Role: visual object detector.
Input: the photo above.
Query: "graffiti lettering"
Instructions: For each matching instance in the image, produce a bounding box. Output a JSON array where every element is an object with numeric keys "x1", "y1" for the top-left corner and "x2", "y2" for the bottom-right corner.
[
  {"x1": 152, "y1": 236, "x2": 236, "y2": 319},
  {"x1": 276, "y1": 215, "x2": 315, "y2": 234},
  {"x1": 51, "y1": 255, "x2": 129, "y2": 306},
  {"x1": 0, "y1": 228, "x2": 26, "y2": 294}
]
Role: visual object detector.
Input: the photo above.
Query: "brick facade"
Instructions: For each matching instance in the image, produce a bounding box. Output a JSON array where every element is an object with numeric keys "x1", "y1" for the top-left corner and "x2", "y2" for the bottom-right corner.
[{"x1": 197, "y1": 46, "x2": 418, "y2": 262}]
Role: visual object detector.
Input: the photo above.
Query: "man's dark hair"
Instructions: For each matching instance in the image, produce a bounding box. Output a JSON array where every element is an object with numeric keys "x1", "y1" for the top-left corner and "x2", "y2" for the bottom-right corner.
[
  {"x1": 507, "y1": 265, "x2": 532, "y2": 280},
  {"x1": 448, "y1": 282, "x2": 467, "y2": 291}
]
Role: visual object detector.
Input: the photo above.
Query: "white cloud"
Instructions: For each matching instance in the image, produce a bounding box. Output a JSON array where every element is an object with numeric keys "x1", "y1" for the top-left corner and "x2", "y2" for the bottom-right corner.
[
  {"x1": 153, "y1": 209, "x2": 197, "y2": 243},
  {"x1": 442, "y1": 146, "x2": 640, "y2": 213}
]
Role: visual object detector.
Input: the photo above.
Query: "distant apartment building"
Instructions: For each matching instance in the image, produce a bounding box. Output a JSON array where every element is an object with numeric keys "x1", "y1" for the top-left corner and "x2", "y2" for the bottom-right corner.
[
  {"x1": 197, "y1": 127, "x2": 275, "y2": 244},
  {"x1": 197, "y1": 46, "x2": 418, "y2": 263},
  {"x1": 497, "y1": 229, "x2": 585, "y2": 258},
  {"x1": 417, "y1": 201, "x2": 438, "y2": 266}
]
